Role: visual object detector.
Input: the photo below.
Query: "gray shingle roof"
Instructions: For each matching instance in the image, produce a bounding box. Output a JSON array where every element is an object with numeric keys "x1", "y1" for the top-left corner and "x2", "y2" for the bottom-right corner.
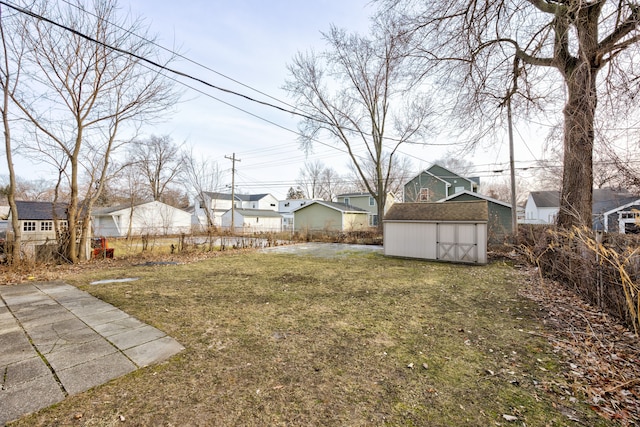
[
  {"x1": 12, "y1": 201, "x2": 68, "y2": 220},
  {"x1": 204, "y1": 192, "x2": 271, "y2": 202},
  {"x1": 530, "y1": 191, "x2": 560, "y2": 208},
  {"x1": 233, "y1": 209, "x2": 282, "y2": 218},
  {"x1": 384, "y1": 201, "x2": 488, "y2": 222},
  {"x1": 293, "y1": 200, "x2": 368, "y2": 213}
]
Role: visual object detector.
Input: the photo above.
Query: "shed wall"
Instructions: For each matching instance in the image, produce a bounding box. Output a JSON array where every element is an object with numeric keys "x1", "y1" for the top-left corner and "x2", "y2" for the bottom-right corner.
[{"x1": 384, "y1": 221, "x2": 487, "y2": 264}]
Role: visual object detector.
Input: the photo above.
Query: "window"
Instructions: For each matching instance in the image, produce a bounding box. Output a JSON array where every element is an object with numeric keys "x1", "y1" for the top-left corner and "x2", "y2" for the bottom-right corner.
[
  {"x1": 369, "y1": 215, "x2": 378, "y2": 227},
  {"x1": 369, "y1": 196, "x2": 375, "y2": 206},
  {"x1": 23, "y1": 221, "x2": 36, "y2": 232},
  {"x1": 41, "y1": 221, "x2": 53, "y2": 231},
  {"x1": 344, "y1": 197, "x2": 350, "y2": 205},
  {"x1": 419, "y1": 188, "x2": 430, "y2": 202}
]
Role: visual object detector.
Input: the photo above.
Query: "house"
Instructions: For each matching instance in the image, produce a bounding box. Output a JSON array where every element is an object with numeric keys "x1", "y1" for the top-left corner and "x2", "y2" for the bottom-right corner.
[
  {"x1": 597, "y1": 197, "x2": 640, "y2": 234},
  {"x1": 292, "y1": 201, "x2": 369, "y2": 233},
  {"x1": 194, "y1": 192, "x2": 279, "y2": 228},
  {"x1": 221, "y1": 208, "x2": 283, "y2": 233},
  {"x1": 92, "y1": 201, "x2": 192, "y2": 237},
  {"x1": 524, "y1": 188, "x2": 638, "y2": 229},
  {"x1": 440, "y1": 190, "x2": 513, "y2": 242},
  {"x1": 523, "y1": 191, "x2": 559, "y2": 224},
  {"x1": 336, "y1": 192, "x2": 395, "y2": 227},
  {"x1": 6, "y1": 200, "x2": 94, "y2": 260},
  {"x1": 403, "y1": 164, "x2": 480, "y2": 203},
  {"x1": 278, "y1": 199, "x2": 315, "y2": 231},
  {"x1": 383, "y1": 201, "x2": 488, "y2": 264},
  {"x1": 7, "y1": 200, "x2": 70, "y2": 243}
]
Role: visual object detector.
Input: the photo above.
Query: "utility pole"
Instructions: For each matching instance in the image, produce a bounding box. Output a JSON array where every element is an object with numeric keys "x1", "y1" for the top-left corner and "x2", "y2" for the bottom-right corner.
[
  {"x1": 225, "y1": 153, "x2": 241, "y2": 234},
  {"x1": 507, "y1": 97, "x2": 518, "y2": 241}
]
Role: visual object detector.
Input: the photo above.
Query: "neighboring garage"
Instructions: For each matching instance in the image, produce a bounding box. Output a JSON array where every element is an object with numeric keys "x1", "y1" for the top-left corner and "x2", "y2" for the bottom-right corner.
[{"x1": 383, "y1": 201, "x2": 488, "y2": 264}]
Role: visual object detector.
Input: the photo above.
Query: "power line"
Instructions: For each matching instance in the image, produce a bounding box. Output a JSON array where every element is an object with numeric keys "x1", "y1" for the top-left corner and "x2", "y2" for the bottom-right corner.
[{"x1": 1, "y1": 0, "x2": 463, "y2": 152}]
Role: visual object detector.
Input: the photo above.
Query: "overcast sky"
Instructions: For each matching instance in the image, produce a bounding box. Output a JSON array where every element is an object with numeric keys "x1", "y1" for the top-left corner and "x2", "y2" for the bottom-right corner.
[{"x1": 2, "y1": 0, "x2": 548, "y2": 199}]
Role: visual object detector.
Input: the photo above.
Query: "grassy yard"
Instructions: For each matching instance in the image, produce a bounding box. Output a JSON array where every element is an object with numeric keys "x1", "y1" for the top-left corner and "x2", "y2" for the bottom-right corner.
[{"x1": 12, "y1": 250, "x2": 611, "y2": 426}]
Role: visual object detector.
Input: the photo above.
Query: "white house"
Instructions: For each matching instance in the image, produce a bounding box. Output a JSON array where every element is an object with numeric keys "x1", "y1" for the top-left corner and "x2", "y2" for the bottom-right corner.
[
  {"x1": 92, "y1": 201, "x2": 192, "y2": 237},
  {"x1": 523, "y1": 191, "x2": 559, "y2": 224},
  {"x1": 194, "y1": 192, "x2": 279, "y2": 228},
  {"x1": 524, "y1": 188, "x2": 639, "y2": 228},
  {"x1": 220, "y1": 208, "x2": 283, "y2": 233}
]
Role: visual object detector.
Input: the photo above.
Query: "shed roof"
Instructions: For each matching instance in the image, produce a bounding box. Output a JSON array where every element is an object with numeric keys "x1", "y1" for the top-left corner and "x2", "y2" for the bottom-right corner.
[{"x1": 384, "y1": 201, "x2": 488, "y2": 222}]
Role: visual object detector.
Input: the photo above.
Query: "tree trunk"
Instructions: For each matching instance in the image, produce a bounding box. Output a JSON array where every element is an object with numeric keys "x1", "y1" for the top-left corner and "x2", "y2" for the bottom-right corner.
[{"x1": 556, "y1": 6, "x2": 599, "y2": 230}]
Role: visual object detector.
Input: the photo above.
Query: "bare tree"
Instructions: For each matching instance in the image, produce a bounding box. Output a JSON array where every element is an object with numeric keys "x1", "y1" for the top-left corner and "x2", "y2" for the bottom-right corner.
[
  {"x1": 181, "y1": 147, "x2": 222, "y2": 228},
  {"x1": 0, "y1": 4, "x2": 25, "y2": 264},
  {"x1": 8, "y1": 0, "x2": 178, "y2": 261},
  {"x1": 286, "y1": 186, "x2": 306, "y2": 199},
  {"x1": 296, "y1": 160, "x2": 325, "y2": 200},
  {"x1": 131, "y1": 135, "x2": 184, "y2": 203},
  {"x1": 381, "y1": 0, "x2": 640, "y2": 229},
  {"x1": 285, "y1": 19, "x2": 432, "y2": 232},
  {"x1": 483, "y1": 176, "x2": 530, "y2": 205},
  {"x1": 296, "y1": 160, "x2": 346, "y2": 201},
  {"x1": 347, "y1": 152, "x2": 413, "y2": 197}
]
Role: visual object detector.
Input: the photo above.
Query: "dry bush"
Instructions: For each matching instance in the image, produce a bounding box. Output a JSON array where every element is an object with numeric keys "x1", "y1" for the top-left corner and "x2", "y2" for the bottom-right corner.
[{"x1": 519, "y1": 224, "x2": 640, "y2": 333}]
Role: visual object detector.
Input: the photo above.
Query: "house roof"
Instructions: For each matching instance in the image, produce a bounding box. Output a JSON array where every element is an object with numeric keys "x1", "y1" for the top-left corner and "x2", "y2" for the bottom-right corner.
[
  {"x1": 204, "y1": 192, "x2": 273, "y2": 202},
  {"x1": 426, "y1": 164, "x2": 479, "y2": 187},
  {"x1": 384, "y1": 201, "x2": 488, "y2": 222},
  {"x1": 92, "y1": 201, "x2": 189, "y2": 216},
  {"x1": 529, "y1": 191, "x2": 560, "y2": 208},
  {"x1": 230, "y1": 209, "x2": 282, "y2": 218},
  {"x1": 11, "y1": 200, "x2": 68, "y2": 220},
  {"x1": 293, "y1": 200, "x2": 368, "y2": 214},
  {"x1": 441, "y1": 190, "x2": 512, "y2": 209},
  {"x1": 530, "y1": 188, "x2": 637, "y2": 210},
  {"x1": 337, "y1": 192, "x2": 371, "y2": 198}
]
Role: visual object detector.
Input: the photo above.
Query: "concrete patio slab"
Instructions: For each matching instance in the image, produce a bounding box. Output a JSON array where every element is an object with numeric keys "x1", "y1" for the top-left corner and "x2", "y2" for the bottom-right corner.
[{"x1": 0, "y1": 281, "x2": 184, "y2": 425}]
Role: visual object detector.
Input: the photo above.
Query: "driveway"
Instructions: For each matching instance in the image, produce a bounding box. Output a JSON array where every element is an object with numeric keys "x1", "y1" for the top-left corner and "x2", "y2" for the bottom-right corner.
[{"x1": 260, "y1": 242, "x2": 383, "y2": 258}]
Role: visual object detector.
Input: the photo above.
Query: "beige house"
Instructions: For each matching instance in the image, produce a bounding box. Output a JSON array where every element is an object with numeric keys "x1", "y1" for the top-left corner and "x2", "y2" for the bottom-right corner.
[
  {"x1": 336, "y1": 192, "x2": 395, "y2": 227},
  {"x1": 293, "y1": 201, "x2": 369, "y2": 232}
]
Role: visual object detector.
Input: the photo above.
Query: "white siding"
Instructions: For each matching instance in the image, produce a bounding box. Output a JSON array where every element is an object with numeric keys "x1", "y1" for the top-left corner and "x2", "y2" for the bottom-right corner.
[{"x1": 384, "y1": 221, "x2": 487, "y2": 264}]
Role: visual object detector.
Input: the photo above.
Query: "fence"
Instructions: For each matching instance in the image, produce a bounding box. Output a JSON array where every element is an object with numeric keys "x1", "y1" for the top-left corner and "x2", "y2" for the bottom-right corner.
[{"x1": 519, "y1": 224, "x2": 640, "y2": 333}]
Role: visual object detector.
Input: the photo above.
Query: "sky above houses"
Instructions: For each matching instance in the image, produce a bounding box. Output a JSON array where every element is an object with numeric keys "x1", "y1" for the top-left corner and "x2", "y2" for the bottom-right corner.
[{"x1": 1, "y1": 0, "x2": 551, "y2": 200}]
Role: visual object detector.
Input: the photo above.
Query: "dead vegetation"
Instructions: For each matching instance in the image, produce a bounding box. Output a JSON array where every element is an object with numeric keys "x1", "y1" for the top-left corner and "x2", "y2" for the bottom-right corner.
[{"x1": 4, "y1": 249, "x2": 623, "y2": 426}]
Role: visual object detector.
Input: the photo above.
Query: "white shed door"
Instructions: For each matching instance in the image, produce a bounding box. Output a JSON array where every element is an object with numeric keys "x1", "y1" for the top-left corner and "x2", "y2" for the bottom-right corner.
[{"x1": 437, "y1": 223, "x2": 478, "y2": 263}]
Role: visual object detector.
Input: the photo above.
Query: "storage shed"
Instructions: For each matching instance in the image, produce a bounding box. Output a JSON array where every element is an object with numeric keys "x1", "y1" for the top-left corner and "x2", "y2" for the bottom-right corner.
[{"x1": 383, "y1": 201, "x2": 488, "y2": 264}]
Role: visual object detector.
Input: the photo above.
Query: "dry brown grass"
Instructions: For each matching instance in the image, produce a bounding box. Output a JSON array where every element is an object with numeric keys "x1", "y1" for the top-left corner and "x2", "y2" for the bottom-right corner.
[{"x1": 8, "y1": 250, "x2": 612, "y2": 426}]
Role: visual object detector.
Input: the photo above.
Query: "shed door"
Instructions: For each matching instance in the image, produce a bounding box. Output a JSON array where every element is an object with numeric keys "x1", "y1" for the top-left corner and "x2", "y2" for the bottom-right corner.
[{"x1": 437, "y1": 223, "x2": 478, "y2": 263}]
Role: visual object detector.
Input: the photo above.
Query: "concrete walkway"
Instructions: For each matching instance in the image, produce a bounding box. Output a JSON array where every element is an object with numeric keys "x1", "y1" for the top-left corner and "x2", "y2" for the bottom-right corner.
[{"x1": 0, "y1": 281, "x2": 184, "y2": 425}]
